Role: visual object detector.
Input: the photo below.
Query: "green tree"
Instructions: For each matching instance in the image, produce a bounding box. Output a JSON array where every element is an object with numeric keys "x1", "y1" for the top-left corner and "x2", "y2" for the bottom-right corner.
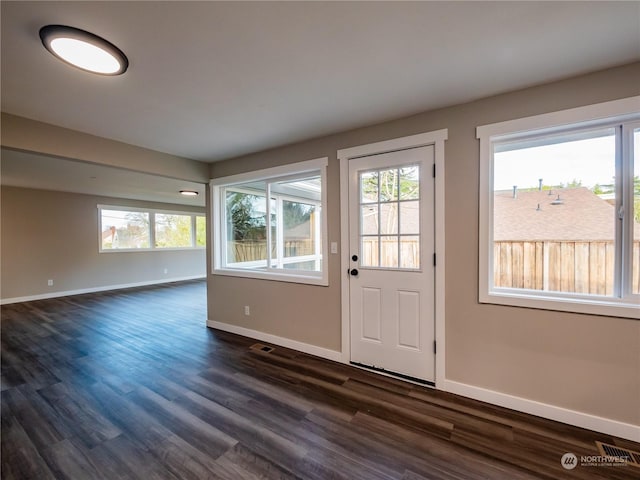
[
  {"x1": 196, "y1": 216, "x2": 206, "y2": 246},
  {"x1": 226, "y1": 192, "x2": 266, "y2": 240},
  {"x1": 155, "y1": 214, "x2": 192, "y2": 247},
  {"x1": 283, "y1": 201, "x2": 312, "y2": 229}
]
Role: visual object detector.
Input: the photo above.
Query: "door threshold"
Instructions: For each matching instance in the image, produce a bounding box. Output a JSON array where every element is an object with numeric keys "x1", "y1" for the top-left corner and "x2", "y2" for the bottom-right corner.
[{"x1": 350, "y1": 361, "x2": 435, "y2": 387}]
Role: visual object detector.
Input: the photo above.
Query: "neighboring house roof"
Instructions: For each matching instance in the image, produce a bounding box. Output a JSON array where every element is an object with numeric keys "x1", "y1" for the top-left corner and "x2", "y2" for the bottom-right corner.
[
  {"x1": 361, "y1": 201, "x2": 420, "y2": 237},
  {"x1": 494, "y1": 187, "x2": 640, "y2": 241}
]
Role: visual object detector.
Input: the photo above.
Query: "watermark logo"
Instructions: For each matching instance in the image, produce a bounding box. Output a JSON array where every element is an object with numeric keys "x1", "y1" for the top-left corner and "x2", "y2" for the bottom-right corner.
[
  {"x1": 561, "y1": 451, "x2": 630, "y2": 469},
  {"x1": 561, "y1": 453, "x2": 578, "y2": 470}
]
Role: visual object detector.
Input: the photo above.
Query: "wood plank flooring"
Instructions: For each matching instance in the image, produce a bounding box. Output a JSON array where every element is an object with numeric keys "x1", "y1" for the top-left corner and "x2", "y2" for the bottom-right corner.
[{"x1": 1, "y1": 280, "x2": 638, "y2": 479}]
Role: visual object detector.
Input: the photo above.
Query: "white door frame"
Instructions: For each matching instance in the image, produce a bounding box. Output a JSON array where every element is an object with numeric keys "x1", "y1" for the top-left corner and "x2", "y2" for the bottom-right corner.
[{"x1": 338, "y1": 129, "x2": 447, "y2": 388}]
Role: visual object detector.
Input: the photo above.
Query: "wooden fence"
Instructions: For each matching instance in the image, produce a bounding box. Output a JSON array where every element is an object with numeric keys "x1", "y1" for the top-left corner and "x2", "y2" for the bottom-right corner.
[
  {"x1": 494, "y1": 241, "x2": 640, "y2": 295},
  {"x1": 228, "y1": 240, "x2": 314, "y2": 263},
  {"x1": 361, "y1": 238, "x2": 419, "y2": 269},
  {"x1": 231, "y1": 239, "x2": 640, "y2": 294}
]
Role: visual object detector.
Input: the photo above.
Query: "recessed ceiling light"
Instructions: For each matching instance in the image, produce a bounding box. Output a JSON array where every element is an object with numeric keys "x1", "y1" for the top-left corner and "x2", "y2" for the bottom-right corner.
[
  {"x1": 180, "y1": 190, "x2": 199, "y2": 196},
  {"x1": 39, "y1": 25, "x2": 128, "y2": 75}
]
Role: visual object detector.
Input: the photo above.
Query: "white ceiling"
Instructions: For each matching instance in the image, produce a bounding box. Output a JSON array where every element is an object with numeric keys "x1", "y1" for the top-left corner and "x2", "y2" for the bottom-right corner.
[{"x1": 1, "y1": 1, "x2": 639, "y2": 202}]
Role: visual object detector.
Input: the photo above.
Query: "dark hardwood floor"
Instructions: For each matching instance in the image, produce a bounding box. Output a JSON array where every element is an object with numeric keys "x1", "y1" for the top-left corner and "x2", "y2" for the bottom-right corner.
[{"x1": 1, "y1": 280, "x2": 638, "y2": 479}]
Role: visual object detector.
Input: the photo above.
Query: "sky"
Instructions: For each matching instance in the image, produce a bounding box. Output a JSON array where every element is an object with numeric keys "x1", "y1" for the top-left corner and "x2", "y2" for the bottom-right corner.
[
  {"x1": 493, "y1": 133, "x2": 616, "y2": 191},
  {"x1": 494, "y1": 129, "x2": 640, "y2": 192}
]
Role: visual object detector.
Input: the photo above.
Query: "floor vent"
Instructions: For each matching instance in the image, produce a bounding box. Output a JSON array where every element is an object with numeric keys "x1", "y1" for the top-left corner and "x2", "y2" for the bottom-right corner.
[
  {"x1": 595, "y1": 441, "x2": 640, "y2": 468},
  {"x1": 250, "y1": 343, "x2": 275, "y2": 353}
]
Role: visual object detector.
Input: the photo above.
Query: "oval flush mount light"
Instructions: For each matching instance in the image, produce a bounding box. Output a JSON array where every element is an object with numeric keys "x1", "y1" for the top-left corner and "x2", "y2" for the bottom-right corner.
[
  {"x1": 39, "y1": 25, "x2": 128, "y2": 75},
  {"x1": 180, "y1": 190, "x2": 199, "y2": 196}
]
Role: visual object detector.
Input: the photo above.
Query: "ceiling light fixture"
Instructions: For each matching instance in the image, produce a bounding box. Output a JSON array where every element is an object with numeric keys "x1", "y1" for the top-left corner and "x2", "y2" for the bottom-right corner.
[
  {"x1": 39, "y1": 25, "x2": 128, "y2": 75},
  {"x1": 180, "y1": 190, "x2": 199, "y2": 196}
]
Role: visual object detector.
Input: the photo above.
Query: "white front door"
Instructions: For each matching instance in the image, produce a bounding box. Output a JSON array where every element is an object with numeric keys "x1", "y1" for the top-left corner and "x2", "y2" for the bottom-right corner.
[{"x1": 348, "y1": 145, "x2": 435, "y2": 383}]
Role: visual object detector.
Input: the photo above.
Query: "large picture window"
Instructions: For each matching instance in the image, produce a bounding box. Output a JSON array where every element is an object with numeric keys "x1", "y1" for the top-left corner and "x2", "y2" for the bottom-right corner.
[
  {"x1": 211, "y1": 158, "x2": 328, "y2": 285},
  {"x1": 477, "y1": 97, "x2": 639, "y2": 318},
  {"x1": 99, "y1": 205, "x2": 205, "y2": 252}
]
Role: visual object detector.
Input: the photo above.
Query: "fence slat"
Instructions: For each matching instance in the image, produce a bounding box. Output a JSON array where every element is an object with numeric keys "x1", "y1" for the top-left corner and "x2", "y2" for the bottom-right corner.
[
  {"x1": 512, "y1": 242, "x2": 524, "y2": 289},
  {"x1": 547, "y1": 242, "x2": 561, "y2": 292},
  {"x1": 523, "y1": 242, "x2": 536, "y2": 289},
  {"x1": 574, "y1": 242, "x2": 589, "y2": 294},
  {"x1": 535, "y1": 242, "x2": 544, "y2": 290},
  {"x1": 493, "y1": 240, "x2": 635, "y2": 295},
  {"x1": 560, "y1": 242, "x2": 575, "y2": 293}
]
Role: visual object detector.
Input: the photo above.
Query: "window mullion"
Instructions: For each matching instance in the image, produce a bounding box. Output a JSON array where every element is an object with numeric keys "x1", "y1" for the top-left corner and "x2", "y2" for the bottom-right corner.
[
  {"x1": 621, "y1": 122, "x2": 638, "y2": 299},
  {"x1": 276, "y1": 196, "x2": 284, "y2": 269},
  {"x1": 613, "y1": 125, "x2": 624, "y2": 298},
  {"x1": 191, "y1": 215, "x2": 196, "y2": 248},
  {"x1": 149, "y1": 212, "x2": 156, "y2": 249},
  {"x1": 266, "y1": 184, "x2": 273, "y2": 270},
  {"x1": 315, "y1": 204, "x2": 321, "y2": 270}
]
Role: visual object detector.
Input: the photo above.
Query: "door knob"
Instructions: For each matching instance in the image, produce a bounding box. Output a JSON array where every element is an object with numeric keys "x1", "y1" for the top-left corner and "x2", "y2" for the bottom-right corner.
[
  {"x1": 349, "y1": 268, "x2": 359, "y2": 276},
  {"x1": 352, "y1": 254, "x2": 358, "y2": 261}
]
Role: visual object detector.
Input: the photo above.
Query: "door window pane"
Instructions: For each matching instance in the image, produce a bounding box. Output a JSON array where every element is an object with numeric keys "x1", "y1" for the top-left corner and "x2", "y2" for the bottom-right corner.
[
  {"x1": 400, "y1": 236, "x2": 420, "y2": 269},
  {"x1": 361, "y1": 237, "x2": 379, "y2": 267},
  {"x1": 361, "y1": 205, "x2": 378, "y2": 235},
  {"x1": 380, "y1": 204, "x2": 398, "y2": 234},
  {"x1": 400, "y1": 201, "x2": 419, "y2": 234},
  {"x1": 380, "y1": 236, "x2": 399, "y2": 268},
  {"x1": 361, "y1": 171, "x2": 378, "y2": 203},
  {"x1": 379, "y1": 169, "x2": 399, "y2": 202},
  {"x1": 399, "y1": 166, "x2": 420, "y2": 200}
]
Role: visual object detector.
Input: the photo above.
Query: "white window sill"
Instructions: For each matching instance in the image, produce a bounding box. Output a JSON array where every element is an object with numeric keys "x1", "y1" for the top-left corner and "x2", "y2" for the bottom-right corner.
[
  {"x1": 212, "y1": 268, "x2": 328, "y2": 286},
  {"x1": 100, "y1": 247, "x2": 205, "y2": 253},
  {"x1": 481, "y1": 289, "x2": 639, "y2": 319}
]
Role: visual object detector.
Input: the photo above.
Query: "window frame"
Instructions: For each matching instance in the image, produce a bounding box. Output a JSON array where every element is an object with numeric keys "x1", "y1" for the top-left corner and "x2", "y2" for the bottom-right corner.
[
  {"x1": 477, "y1": 96, "x2": 640, "y2": 319},
  {"x1": 210, "y1": 157, "x2": 329, "y2": 286},
  {"x1": 98, "y1": 204, "x2": 206, "y2": 253}
]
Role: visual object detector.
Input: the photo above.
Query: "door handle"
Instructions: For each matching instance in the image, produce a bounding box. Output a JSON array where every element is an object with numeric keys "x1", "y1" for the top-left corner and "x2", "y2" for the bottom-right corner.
[{"x1": 349, "y1": 268, "x2": 359, "y2": 276}]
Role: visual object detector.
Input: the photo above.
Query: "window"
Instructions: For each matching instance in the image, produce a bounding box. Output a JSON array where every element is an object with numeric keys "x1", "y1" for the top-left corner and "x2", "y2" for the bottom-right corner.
[
  {"x1": 211, "y1": 158, "x2": 328, "y2": 285},
  {"x1": 155, "y1": 213, "x2": 193, "y2": 248},
  {"x1": 100, "y1": 208, "x2": 150, "y2": 249},
  {"x1": 359, "y1": 166, "x2": 420, "y2": 269},
  {"x1": 99, "y1": 205, "x2": 206, "y2": 252},
  {"x1": 477, "y1": 97, "x2": 639, "y2": 318}
]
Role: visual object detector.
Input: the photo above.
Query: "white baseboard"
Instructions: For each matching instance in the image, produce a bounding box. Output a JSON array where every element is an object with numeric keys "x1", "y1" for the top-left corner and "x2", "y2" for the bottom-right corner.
[
  {"x1": 444, "y1": 379, "x2": 640, "y2": 442},
  {"x1": 0, "y1": 276, "x2": 206, "y2": 305},
  {"x1": 207, "y1": 320, "x2": 343, "y2": 363}
]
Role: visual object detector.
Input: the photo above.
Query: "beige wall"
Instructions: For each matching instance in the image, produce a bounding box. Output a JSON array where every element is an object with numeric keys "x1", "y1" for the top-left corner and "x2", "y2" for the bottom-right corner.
[
  {"x1": 208, "y1": 62, "x2": 640, "y2": 426},
  {"x1": 1, "y1": 186, "x2": 206, "y2": 300},
  {"x1": 1, "y1": 113, "x2": 209, "y2": 183}
]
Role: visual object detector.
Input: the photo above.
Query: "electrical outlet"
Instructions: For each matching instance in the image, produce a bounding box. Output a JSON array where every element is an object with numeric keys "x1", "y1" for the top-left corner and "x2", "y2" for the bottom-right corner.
[
  {"x1": 244, "y1": 306, "x2": 250, "y2": 316},
  {"x1": 47, "y1": 279, "x2": 54, "y2": 286}
]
